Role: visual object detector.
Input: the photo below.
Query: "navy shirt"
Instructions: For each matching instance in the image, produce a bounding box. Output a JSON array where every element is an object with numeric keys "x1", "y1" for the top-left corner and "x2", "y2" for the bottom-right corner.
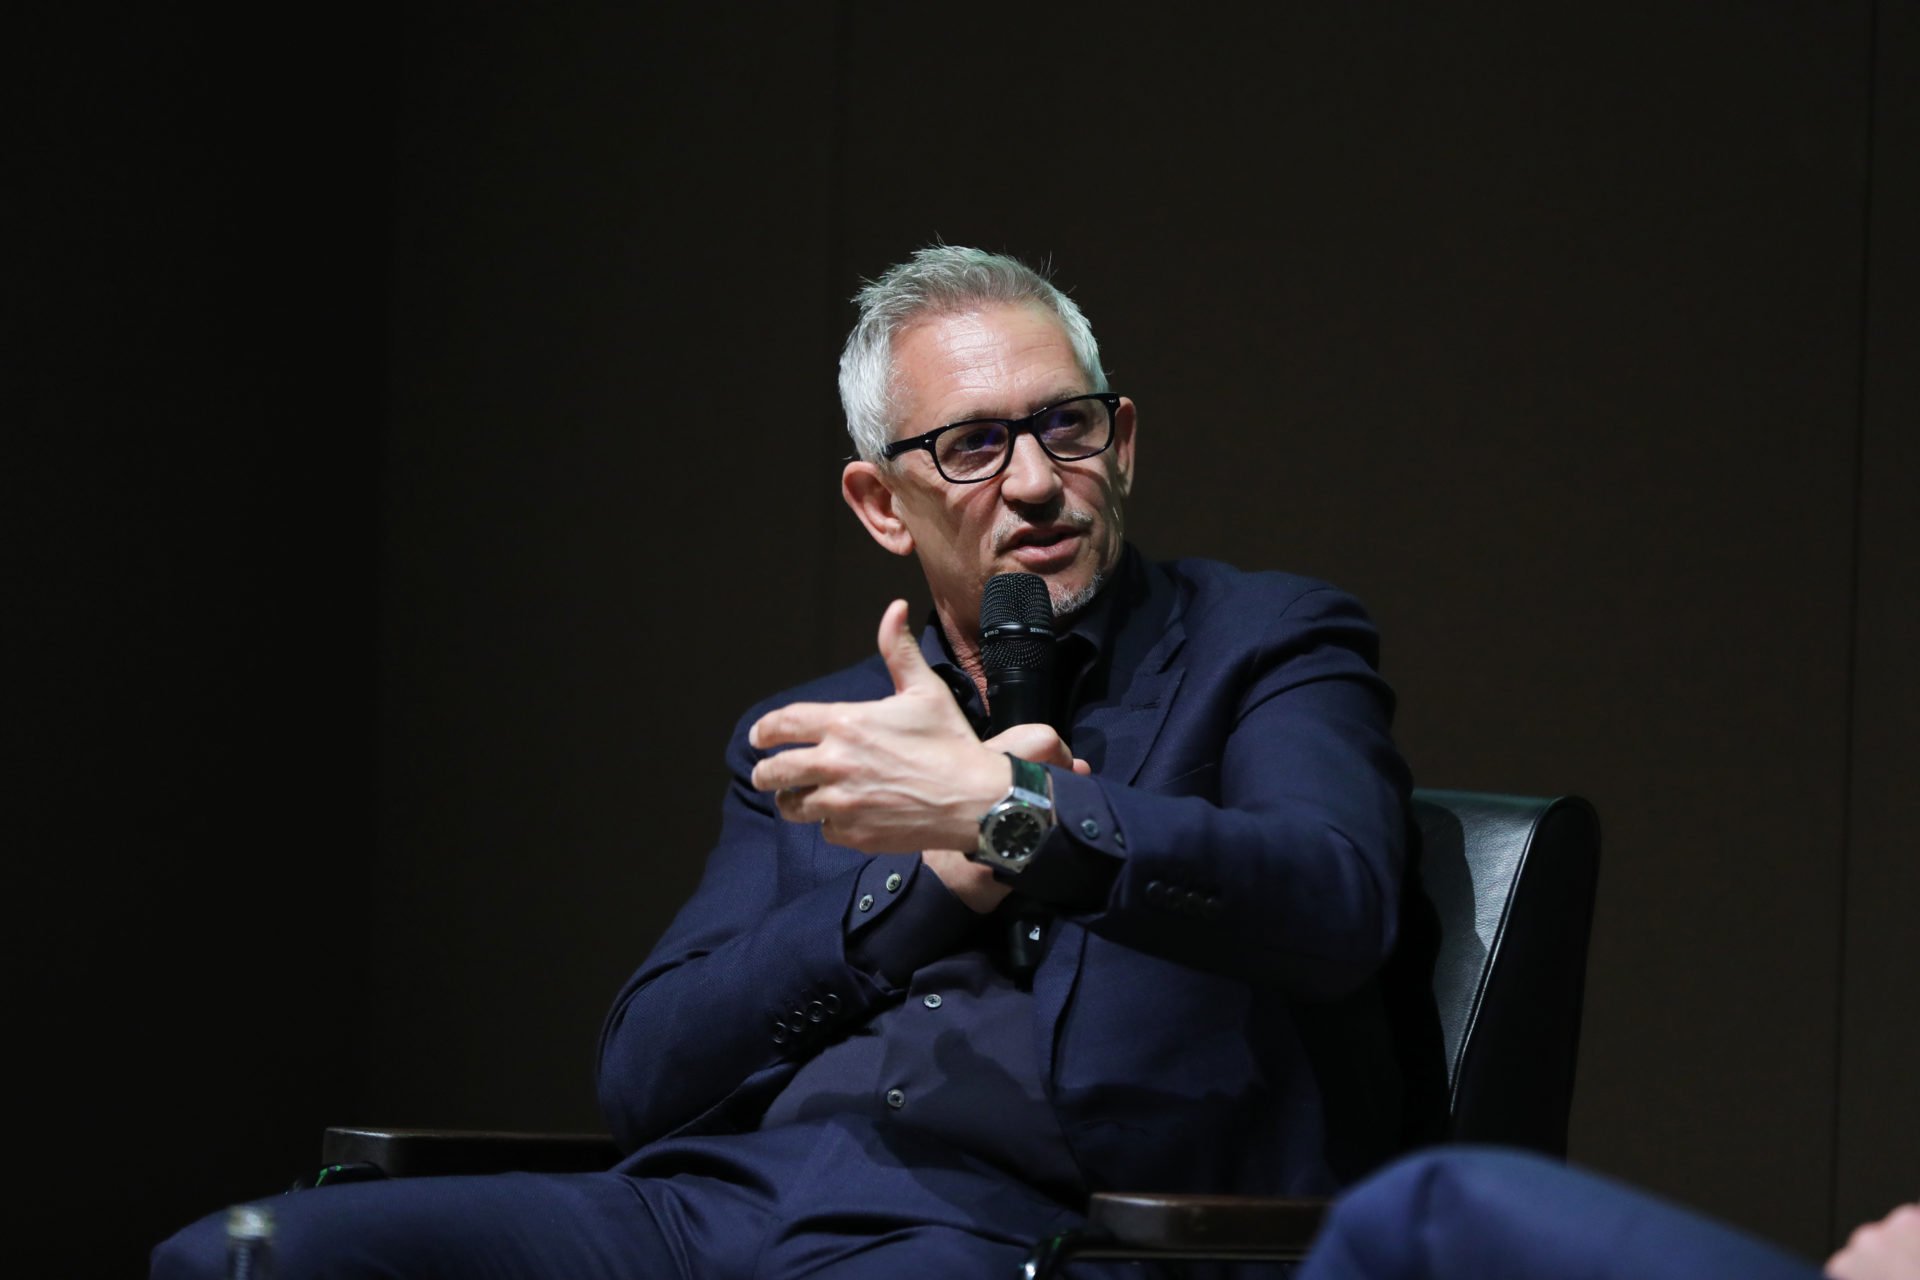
[{"x1": 757, "y1": 551, "x2": 1172, "y2": 1205}]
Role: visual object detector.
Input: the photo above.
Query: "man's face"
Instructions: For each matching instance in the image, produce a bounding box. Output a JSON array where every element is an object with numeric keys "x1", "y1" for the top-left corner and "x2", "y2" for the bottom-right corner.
[{"x1": 845, "y1": 303, "x2": 1137, "y2": 637}]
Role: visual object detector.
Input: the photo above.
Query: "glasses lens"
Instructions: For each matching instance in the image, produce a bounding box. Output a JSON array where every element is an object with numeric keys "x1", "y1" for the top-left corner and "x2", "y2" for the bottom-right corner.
[
  {"x1": 935, "y1": 421, "x2": 1011, "y2": 480},
  {"x1": 1034, "y1": 397, "x2": 1111, "y2": 460}
]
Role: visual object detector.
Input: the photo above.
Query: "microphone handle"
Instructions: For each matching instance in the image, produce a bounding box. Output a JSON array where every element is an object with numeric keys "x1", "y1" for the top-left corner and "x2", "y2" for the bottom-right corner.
[
  {"x1": 983, "y1": 659, "x2": 1056, "y2": 986},
  {"x1": 986, "y1": 665, "x2": 1052, "y2": 737},
  {"x1": 1006, "y1": 911, "x2": 1047, "y2": 982},
  {"x1": 986, "y1": 683, "x2": 1058, "y2": 986}
]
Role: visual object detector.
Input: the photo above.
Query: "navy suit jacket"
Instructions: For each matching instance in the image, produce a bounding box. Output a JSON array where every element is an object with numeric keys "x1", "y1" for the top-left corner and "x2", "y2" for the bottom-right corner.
[{"x1": 598, "y1": 554, "x2": 1431, "y2": 1202}]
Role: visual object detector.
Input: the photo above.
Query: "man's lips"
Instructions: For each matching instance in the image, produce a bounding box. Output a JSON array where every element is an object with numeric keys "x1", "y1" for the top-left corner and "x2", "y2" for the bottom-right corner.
[
  {"x1": 1004, "y1": 526, "x2": 1075, "y2": 550},
  {"x1": 1003, "y1": 527, "x2": 1082, "y2": 566}
]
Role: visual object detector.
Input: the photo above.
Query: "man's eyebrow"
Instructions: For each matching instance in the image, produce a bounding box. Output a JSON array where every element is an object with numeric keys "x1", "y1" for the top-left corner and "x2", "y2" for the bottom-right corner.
[{"x1": 946, "y1": 390, "x2": 1088, "y2": 424}]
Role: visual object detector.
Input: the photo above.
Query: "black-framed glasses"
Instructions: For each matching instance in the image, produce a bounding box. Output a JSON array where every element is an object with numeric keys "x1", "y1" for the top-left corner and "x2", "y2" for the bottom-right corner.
[{"x1": 880, "y1": 393, "x2": 1120, "y2": 484}]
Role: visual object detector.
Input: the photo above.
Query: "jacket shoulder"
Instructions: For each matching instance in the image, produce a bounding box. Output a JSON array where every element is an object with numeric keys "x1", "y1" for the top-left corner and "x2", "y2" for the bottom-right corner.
[{"x1": 1162, "y1": 557, "x2": 1374, "y2": 628}]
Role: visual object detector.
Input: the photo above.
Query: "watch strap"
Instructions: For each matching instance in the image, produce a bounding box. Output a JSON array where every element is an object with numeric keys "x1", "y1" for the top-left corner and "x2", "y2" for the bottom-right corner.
[{"x1": 1004, "y1": 753, "x2": 1051, "y2": 800}]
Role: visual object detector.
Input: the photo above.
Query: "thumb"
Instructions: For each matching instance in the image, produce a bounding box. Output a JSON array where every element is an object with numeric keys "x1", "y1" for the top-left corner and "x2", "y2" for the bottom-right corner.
[{"x1": 877, "y1": 599, "x2": 939, "y2": 695}]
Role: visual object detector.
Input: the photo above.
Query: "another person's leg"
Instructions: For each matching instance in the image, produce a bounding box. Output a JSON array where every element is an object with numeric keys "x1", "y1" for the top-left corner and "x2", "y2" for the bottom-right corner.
[
  {"x1": 1299, "y1": 1147, "x2": 1823, "y2": 1280},
  {"x1": 151, "y1": 1170, "x2": 693, "y2": 1280}
]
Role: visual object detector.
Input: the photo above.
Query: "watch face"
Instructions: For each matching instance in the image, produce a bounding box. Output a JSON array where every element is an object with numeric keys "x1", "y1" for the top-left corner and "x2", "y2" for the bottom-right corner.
[{"x1": 991, "y1": 808, "x2": 1045, "y2": 862}]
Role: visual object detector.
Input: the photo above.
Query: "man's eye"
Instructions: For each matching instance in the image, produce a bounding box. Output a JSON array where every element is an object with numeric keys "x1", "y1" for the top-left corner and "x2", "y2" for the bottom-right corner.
[
  {"x1": 952, "y1": 425, "x2": 1004, "y2": 454},
  {"x1": 1039, "y1": 408, "x2": 1089, "y2": 437}
]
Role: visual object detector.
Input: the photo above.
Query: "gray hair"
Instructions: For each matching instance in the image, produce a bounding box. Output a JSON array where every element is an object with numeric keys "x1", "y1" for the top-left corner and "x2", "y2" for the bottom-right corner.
[{"x1": 838, "y1": 246, "x2": 1109, "y2": 463}]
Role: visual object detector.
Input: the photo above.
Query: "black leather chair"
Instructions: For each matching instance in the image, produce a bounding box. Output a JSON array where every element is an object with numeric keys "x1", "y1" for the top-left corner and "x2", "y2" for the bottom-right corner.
[
  {"x1": 1019, "y1": 789, "x2": 1602, "y2": 1275},
  {"x1": 320, "y1": 790, "x2": 1602, "y2": 1275}
]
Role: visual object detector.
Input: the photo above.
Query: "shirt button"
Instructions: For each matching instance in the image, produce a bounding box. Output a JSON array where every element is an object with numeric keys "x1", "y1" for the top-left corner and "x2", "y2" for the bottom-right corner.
[
  {"x1": 885, "y1": 1088, "x2": 906, "y2": 1109},
  {"x1": 807, "y1": 1000, "x2": 826, "y2": 1022},
  {"x1": 772, "y1": 1022, "x2": 790, "y2": 1045},
  {"x1": 1080, "y1": 818, "x2": 1101, "y2": 839},
  {"x1": 922, "y1": 993, "x2": 943, "y2": 1009},
  {"x1": 884, "y1": 872, "x2": 903, "y2": 892},
  {"x1": 1114, "y1": 830, "x2": 1126, "y2": 848},
  {"x1": 857, "y1": 893, "x2": 874, "y2": 912},
  {"x1": 824, "y1": 993, "x2": 842, "y2": 1014}
]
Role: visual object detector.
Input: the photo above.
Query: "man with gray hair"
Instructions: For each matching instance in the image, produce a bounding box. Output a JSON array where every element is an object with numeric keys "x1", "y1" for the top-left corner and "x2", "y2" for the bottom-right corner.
[{"x1": 155, "y1": 245, "x2": 1434, "y2": 1279}]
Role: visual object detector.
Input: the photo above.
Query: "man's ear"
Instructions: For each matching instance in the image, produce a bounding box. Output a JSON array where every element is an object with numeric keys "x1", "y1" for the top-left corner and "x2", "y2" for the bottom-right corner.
[
  {"x1": 1111, "y1": 395, "x2": 1138, "y2": 498},
  {"x1": 842, "y1": 461, "x2": 916, "y2": 557}
]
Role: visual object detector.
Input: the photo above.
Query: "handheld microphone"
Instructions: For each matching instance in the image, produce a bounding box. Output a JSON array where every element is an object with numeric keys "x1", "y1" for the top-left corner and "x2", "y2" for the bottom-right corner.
[
  {"x1": 979, "y1": 572, "x2": 1057, "y2": 983},
  {"x1": 981, "y1": 572, "x2": 1055, "y2": 734}
]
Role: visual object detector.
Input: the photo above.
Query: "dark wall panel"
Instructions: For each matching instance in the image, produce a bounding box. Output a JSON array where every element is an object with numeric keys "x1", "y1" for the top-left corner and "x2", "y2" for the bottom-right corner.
[
  {"x1": 1835, "y1": 0, "x2": 1920, "y2": 1239},
  {"x1": 367, "y1": 5, "x2": 840, "y2": 1128},
  {"x1": 12, "y1": 8, "x2": 389, "y2": 1274}
]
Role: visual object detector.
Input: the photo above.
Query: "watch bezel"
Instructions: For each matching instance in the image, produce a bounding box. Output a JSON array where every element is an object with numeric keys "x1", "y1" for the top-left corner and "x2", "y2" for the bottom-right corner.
[{"x1": 973, "y1": 754, "x2": 1055, "y2": 874}]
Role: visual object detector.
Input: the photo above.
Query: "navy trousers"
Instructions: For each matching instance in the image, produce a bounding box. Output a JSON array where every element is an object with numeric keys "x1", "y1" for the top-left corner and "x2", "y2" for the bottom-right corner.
[
  {"x1": 151, "y1": 1122, "x2": 1082, "y2": 1280},
  {"x1": 1299, "y1": 1148, "x2": 1826, "y2": 1280}
]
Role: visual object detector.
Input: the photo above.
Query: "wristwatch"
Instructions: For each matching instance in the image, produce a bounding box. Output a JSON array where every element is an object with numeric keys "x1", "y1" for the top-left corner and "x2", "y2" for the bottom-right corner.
[{"x1": 972, "y1": 754, "x2": 1055, "y2": 874}]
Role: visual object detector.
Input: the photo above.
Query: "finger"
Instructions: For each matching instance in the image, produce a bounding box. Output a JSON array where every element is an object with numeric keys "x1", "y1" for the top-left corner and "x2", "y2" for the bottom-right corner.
[
  {"x1": 749, "y1": 702, "x2": 838, "y2": 750},
  {"x1": 876, "y1": 598, "x2": 939, "y2": 696},
  {"x1": 772, "y1": 785, "x2": 816, "y2": 823},
  {"x1": 983, "y1": 723, "x2": 1074, "y2": 770},
  {"x1": 750, "y1": 746, "x2": 828, "y2": 794},
  {"x1": 1072, "y1": 757, "x2": 1092, "y2": 776}
]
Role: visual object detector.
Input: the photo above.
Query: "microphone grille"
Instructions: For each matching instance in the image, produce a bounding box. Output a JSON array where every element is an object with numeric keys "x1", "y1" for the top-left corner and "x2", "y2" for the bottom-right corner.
[{"x1": 981, "y1": 572, "x2": 1054, "y2": 678}]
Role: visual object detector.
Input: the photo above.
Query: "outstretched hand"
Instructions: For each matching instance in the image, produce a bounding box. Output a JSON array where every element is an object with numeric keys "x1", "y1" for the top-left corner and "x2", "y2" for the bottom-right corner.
[
  {"x1": 750, "y1": 599, "x2": 1008, "y2": 854},
  {"x1": 748, "y1": 599, "x2": 1088, "y2": 864}
]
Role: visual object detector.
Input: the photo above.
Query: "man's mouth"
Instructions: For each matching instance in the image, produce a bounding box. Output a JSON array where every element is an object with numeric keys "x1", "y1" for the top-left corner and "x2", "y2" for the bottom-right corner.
[
  {"x1": 1005, "y1": 526, "x2": 1075, "y2": 550},
  {"x1": 1002, "y1": 525, "x2": 1083, "y2": 568}
]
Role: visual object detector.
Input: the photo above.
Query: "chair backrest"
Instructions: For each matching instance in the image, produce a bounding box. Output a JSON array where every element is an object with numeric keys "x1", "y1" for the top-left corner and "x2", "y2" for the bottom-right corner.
[{"x1": 1410, "y1": 789, "x2": 1601, "y2": 1156}]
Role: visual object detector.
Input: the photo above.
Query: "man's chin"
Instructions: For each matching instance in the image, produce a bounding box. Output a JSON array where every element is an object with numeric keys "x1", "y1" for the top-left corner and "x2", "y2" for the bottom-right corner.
[{"x1": 1046, "y1": 567, "x2": 1107, "y2": 621}]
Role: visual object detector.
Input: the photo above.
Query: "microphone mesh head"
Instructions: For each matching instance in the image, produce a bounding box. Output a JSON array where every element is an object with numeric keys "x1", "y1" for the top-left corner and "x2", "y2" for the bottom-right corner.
[{"x1": 981, "y1": 573, "x2": 1054, "y2": 678}]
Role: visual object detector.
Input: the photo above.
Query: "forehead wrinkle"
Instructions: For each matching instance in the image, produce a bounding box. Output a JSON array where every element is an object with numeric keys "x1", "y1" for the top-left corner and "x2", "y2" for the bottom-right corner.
[
  {"x1": 947, "y1": 387, "x2": 1089, "y2": 426},
  {"x1": 894, "y1": 305, "x2": 1086, "y2": 433}
]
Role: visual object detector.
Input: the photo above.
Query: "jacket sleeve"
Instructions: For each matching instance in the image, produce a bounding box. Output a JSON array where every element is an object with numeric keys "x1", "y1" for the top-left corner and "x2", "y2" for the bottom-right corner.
[
  {"x1": 594, "y1": 702, "x2": 978, "y2": 1153},
  {"x1": 1014, "y1": 583, "x2": 1412, "y2": 1000}
]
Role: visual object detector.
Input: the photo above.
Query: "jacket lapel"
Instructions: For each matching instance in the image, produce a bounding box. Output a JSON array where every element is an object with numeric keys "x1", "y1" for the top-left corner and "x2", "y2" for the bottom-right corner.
[
  {"x1": 1035, "y1": 574, "x2": 1190, "y2": 1080},
  {"x1": 1073, "y1": 666, "x2": 1184, "y2": 786}
]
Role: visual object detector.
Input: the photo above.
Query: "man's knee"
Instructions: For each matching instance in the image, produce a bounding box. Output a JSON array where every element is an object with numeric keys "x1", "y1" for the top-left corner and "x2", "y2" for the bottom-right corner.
[
  {"x1": 1338, "y1": 1146, "x2": 1558, "y2": 1220},
  {"x1": 1311, "y1": 1146, "x2": 1560, "y2": 1278}
]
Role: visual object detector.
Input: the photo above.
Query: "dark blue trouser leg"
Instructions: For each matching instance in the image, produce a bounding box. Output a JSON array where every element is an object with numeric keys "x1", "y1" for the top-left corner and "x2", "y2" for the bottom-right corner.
[
  {"x1": 149, "y1": 1165, "x2": 1036, "y2": 1280},
  {"x1": 150, "y1": 1172, "x2": 687, "y2": 1280},
  {"x1": 1298, "y1": 1148, "x2": 1824, "y2": 1280}
]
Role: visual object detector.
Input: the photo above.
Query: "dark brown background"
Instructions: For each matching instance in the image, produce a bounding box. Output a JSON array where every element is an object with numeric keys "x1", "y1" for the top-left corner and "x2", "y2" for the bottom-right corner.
[{"x1": 13, "y1": 4, "x2": 1915, "y2": 1274}]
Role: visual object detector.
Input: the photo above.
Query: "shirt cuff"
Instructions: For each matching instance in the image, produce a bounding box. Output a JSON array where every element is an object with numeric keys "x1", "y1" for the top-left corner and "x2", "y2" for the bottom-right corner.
[{"x1": 845, "y1": 855, "x2": 981, "y2": 988}]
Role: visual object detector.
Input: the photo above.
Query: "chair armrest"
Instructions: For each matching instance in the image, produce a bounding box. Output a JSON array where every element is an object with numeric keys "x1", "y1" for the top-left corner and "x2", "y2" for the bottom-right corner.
[
  {"x1": 320, "y1": 1127, "x2": 621, "y2": 1178},
  {"x1": 1025, "y1": 1193, "x2": 1327, "y2": 1278},
  {"x1": 1089, "y1": 1191, "x2": 1326, "y2": 1256}
]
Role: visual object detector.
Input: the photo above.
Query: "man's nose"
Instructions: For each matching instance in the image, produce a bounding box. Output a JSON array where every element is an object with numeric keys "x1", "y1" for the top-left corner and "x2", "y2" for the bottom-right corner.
[{"x1": 1000, "y1": 432, "x2": 1063, "y2": 505}]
